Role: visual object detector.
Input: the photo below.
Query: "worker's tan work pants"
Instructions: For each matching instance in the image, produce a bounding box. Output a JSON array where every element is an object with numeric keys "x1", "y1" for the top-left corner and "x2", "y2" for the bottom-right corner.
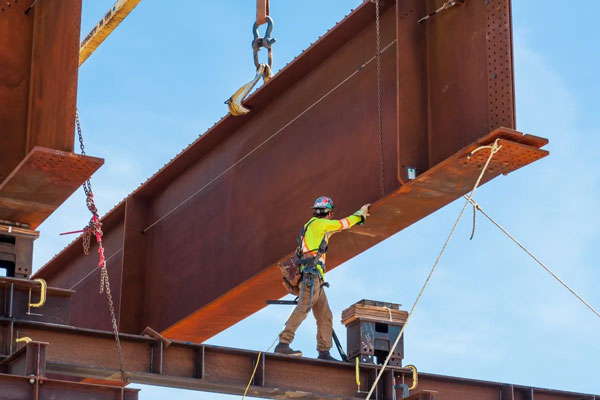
[{"x1": 279, "y1": 279, "x2": 333, "y2": 351}]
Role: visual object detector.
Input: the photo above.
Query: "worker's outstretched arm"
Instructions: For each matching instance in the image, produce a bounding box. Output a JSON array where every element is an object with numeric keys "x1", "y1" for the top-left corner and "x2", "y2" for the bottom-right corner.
[{"x1": 320, "y1": 204, "x2": 371, "y2": 233}]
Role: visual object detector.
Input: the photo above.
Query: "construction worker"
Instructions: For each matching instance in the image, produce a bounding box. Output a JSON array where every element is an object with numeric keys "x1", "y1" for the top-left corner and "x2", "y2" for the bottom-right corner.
[{"x1": 275, "y1": 196, "x2": 370, "y2": 360}]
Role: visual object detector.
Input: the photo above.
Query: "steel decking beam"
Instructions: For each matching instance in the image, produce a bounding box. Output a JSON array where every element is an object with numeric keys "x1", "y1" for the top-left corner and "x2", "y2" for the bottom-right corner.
[{"x1": 1, "y1": 319, "x2": 597, "y2": 400}]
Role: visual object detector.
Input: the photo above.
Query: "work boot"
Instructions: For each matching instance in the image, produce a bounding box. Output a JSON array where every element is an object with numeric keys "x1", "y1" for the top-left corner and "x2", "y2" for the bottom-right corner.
[
  {"x1": 318, "y1": 350, "x2": 338, "y2": 361},
  {"x1": 274, "y1": 342, "x2": 302, "y2": 356}
]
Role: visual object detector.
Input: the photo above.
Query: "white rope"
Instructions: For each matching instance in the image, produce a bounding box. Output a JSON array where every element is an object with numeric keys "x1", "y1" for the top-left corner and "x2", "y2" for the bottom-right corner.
[
  {"x1": 465, "y1": 196, "x2": 600, "y2": 320},
  {"x1": 383, "y1": 306, "x2": 393, "y2": 321},
  {"x1": 365, "y1": 139, "x2": 502, "y2": 400},
  {"x1": 241, "y1": 305, "x2": 297, "y2": 400}
]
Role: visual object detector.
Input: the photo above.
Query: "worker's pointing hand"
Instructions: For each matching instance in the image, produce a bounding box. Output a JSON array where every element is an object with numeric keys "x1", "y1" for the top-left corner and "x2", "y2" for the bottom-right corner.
[
  {"x1": 360, "y1": 204, "x2": 371, "y2": 218},
  {"x1": 353, "y1": 204, "x2": 371, "y2": 221}
]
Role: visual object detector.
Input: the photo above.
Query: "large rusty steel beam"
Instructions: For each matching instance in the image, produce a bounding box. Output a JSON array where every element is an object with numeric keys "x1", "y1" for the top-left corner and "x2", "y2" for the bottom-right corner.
[
  {"x1": 34, "y1": 0, "x2": 546, "y2": 343},
  {"x1": 0, "y1": 0, "x2": 80, "y2": 180},
  {"x1": 0, "y1": 373, "x2": 138, "y2": 400},
  {"x1": 0, "y1": 340, "x2": 139, "y2": 400},
  {"x1": 0, "y1": 320, "x2": 596, "y2": 400},
  {"x1": 0, "y1": 0, "x2": 103, "y2": 230},
  {"x1": 0, "y1": 280, "x2": 593, "y2": 400}
]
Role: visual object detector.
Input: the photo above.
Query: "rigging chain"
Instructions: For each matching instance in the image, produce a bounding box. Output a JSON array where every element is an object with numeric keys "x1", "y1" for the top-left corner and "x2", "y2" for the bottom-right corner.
[{"x1": 75, "y1": 111, "x2": 128, "y2": 383}]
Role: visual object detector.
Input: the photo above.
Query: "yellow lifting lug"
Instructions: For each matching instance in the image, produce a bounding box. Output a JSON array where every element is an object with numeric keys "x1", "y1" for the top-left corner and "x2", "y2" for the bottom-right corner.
[
  {"x1": 405, "y1": 364, "x2": 418, "y2": 391},
  {"x1": 28, "y1": 278, "x2": 47, "y2": 309},
  {"x1": 355, "y1": 357, "x2": 361, "y2": 391},
  {"x1": 226, "y1": 64, "x2": 273, "y2": 116},
  {"x1": 15, "y1": 337, "x2": 32, "y2": 344}
]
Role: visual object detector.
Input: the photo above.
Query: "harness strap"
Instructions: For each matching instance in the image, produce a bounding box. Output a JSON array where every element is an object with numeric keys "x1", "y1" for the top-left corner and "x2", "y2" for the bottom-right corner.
[{"x1": 297, "y1": 218, "x2": 329, "y2": 275}]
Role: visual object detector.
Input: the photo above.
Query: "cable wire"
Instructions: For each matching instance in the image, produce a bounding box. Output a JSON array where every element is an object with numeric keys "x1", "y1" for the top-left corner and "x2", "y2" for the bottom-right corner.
[
  {"x1": 465, "y1": 195, "x2": 600, "y2": 320},
  {"x1": 365, "y1": 140, "x2": 502, "y2": 400},
  {"x1": 241, "y1": 306, "x2": 297, "y2": 399},
  {"x1": 143, "y1": 39, "x2": 398, "y2": 233}
]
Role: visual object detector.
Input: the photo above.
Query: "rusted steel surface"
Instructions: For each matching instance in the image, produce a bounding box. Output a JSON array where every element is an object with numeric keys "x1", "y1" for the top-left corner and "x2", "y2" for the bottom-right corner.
[
  {"x1": 25, "y1": 0, "x2": 81, "y2": 154},
  {"x1": 0, "y1": 224, "x2": 39, "y2": 278},
  {"x1": 343, "y1": 300, "x2": 407, "y2": 366},
  {"x1": 0, "y1": 320, "x2": 596, "y2": 400},
  {"x1": 425, "y1": 0, "x2": 516, "y2": 166},
  {"x1": 0, "y1": 341, "x2": 138, "y2": 400},
  {"x1": 404, "y1": 391, "x2": 436, "y2": 400},
  {"x1": 35, "y1": 0, "x2": 544, "y2": 343},
  {"x1": 0, "y1": 147, "x2": 103, "y2": 228},
  {"x1": 0, "y1": 373, "x2": 138, "y2": 400},
  {"x1": 0, "y1": 0, "x2": 102, "y2": 231},
  {"x1": 0, "y1": 0, "x2": 34, "y2": 185},
  {"x1": 0, "y1": 340, "x2": 47, "y2": 377},
  {"x1": 0, "y1": 277, "x2": 73, "y2": 327},
  {"x1": 160, "y1": 129, "x2": 547, "y2": 342},
  {"x1": 0, "y1": 0, "x2": 81, "y2": 177}
]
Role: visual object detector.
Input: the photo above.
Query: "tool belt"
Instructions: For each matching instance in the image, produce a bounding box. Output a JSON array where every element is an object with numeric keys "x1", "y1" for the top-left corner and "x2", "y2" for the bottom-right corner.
[
  {"x1": 278, "y1": 251, "x2": 320, "y2": 296},
  {"x1": 278, "y1": 218, "x2": 327, "y2": 296}
]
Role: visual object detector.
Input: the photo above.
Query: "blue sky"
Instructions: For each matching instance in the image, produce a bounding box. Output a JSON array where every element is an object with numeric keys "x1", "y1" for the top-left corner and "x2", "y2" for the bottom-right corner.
[{"x1": 32, "y1": 1, "x2": 600, "y2": 398}]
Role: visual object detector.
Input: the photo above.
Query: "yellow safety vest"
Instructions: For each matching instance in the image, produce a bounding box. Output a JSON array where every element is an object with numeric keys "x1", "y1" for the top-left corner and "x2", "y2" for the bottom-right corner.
[{"x1": 299, "y1": 214, "x2": 362, "y2": 279}]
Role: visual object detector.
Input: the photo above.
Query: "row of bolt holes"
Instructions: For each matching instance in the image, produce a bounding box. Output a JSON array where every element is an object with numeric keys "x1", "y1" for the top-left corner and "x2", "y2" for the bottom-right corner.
[
  {"x1": 1, "y1": 0, "x2": 19, "y2": 12},
  {"x1": 487, "y1": 1, "x2": 510, "y2": 123},
  {"x1": 398, "y1": 9, "x2": 413, "y2": 21},
  {"x1": 32, "y1": 159, "x2": 91, "y2": 172},
  {"x1": 33, "y1": 164, "x2": 91, "y2": 172},
  {"x1": 462, "y1": 152, "x2": 537, "y2": 163}
]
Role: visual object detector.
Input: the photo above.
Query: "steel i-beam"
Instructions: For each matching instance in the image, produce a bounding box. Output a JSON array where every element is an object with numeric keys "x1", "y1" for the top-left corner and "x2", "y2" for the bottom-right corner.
[
  {"x1": 33, "y1": 0, "x2": 548, "y2": 346},
  {"x1": 0, "y1": 319, "x2": 596, "y2": 400}
]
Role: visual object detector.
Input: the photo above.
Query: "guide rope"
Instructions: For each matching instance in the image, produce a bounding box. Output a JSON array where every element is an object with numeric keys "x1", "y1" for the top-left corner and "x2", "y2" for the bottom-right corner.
[
  {"x1": 364, "y1": 139, "x2": 502, "y2": 400},
  {"x1": 465, "y1": 195, "x2": 600, "y2": 320},
  {"x1": 241, "y1": 306, "x2": 296, "y2": 400}
]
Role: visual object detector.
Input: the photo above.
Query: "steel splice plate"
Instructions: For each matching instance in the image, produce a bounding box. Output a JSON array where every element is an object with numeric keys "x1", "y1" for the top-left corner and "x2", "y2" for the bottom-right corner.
[{"x1": 0, "y1": 147, "x2": 103, "y2": 228}]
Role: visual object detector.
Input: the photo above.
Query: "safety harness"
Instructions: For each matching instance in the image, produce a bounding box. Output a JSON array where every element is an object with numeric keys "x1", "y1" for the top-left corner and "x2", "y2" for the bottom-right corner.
[{"x1": 295, "y1": 217, "x2": 330, "y2": 310}]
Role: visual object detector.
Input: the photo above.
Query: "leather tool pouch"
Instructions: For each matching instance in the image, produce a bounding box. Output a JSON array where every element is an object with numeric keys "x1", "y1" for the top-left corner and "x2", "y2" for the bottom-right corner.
[{"x1": 278, "y1": 254, "x2": 302, "y2": 296}]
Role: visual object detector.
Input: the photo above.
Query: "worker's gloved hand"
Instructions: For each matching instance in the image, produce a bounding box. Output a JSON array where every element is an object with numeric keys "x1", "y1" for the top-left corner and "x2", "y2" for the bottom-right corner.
[{"x1": 353, "y1": 203, "x2": 371, "y2": 225}]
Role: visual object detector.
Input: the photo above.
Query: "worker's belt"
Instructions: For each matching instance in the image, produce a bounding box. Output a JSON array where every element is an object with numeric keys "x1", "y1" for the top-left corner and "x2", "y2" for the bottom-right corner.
[{"x1": 296, "y1": 252, "x2": 320, "y2": 267}]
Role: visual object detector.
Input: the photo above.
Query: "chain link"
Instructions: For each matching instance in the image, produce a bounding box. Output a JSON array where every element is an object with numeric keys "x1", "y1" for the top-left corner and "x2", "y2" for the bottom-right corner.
[
  {"x1": 82, "y1": 226, "x2": 91, "y2": 255},
  {"x1": 101, "y1": 266, "x2": 128, "y2": 383},
  {"x1": 75, "y1": 111, "x2": 128, "y2": 383},
  {"x1": 375, "y1": 0, "x2": 385, "y2": 197}
]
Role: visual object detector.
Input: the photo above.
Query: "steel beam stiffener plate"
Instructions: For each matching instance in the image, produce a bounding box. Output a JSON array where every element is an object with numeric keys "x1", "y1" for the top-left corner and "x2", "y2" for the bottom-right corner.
[{"x1": 0, "y1": 147, "x2": 103, "y2": 228}]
